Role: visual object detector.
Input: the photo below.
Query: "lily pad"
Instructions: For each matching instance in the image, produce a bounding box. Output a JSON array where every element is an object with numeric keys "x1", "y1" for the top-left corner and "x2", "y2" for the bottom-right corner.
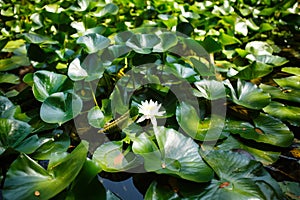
[
  {"x1": 93, "y1": 141, "x2": 143, "y2": 172},
  {"x1": 132, "y1": 127, "x2": 214, "y2": 182},
  {"x1": 260, "y1": 83, "x2": 300, "y2": 103},
  {"x1": 153, "y1": 32, "x2": 178, "y2": 52},
  {"x1": 225, "y1": 113, "x2": 294, "y2": 147},
  {"x1": 126, "y1": 33, "x2": 160, "y2": 54},
  {"x1": 0, "y1": 118, "x2": 32, "y2": 155},
  {"x1": 225, "y1": 79, "x2": 271, "y2": 109},
  {"x1": 145, "y1": 150, "x2": 284, "y2": 199},
  {"x1": 68, "y1": 58, "x2": 88, "y2": 81},
  {"x1": 176, "y1": 101, "x2": 226, "y2": 141},
  {"x1": 33, "y1": 70, "x2": 72, "y2": 102},
  {"x1": 200, "y1": 150, "x2": 284, "y2": 200},
  {"x1": 3, "y1": 141, "x2": 88, "y2": 200},
  {"x1": 40, "y1": 92, "x2": 83, "y2": 125},
  {"x1": 194, "y1": 79, "x2": 226, "y2": 100},
  {"x1": 263, "y1": 101, "x2": 300, "y2": 126},
  {"x1": 76, "y1": 33, "x2": 110, "y2": 54},
  {"x1": 274, "y1": 76, "x2": 300, "y2": 89},
  {"x1": 217, "y1": 136, "x2": 280, "y2": 165}
]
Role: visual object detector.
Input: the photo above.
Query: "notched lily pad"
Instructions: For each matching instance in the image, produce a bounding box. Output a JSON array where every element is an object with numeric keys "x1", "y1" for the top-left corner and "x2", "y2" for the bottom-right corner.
[{"x1": 132, "y1": 126, "x2": 214, "y2": 182}]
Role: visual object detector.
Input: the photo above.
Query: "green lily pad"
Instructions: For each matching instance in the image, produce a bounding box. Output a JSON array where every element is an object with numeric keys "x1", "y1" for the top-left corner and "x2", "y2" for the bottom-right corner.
[
  {"x1": 126, "y1": 33, "x2": 160, "y2": 54},
  {"x1": 3, "y1": 141, "x2": 88, "y2": 200},
  {"x1": 274, "y1": 76, "x2": 300, "y2": 89},
  {"x1": 93, "y1": 3, "x2": 119, "y2": 17},
  {"x1": 176, "y1": 101, "x2": 226, "y2": 141},
  {"x1": 153, "y1": 32, "x2": 178, "y2": 52},
  {"x1": 200, "y1": 150, "x2": 284, "y2": 200},
  {"x1": 194, "y1": 80, "x2": 226, "y2": 100},
  {"x1": 68, "y1": 58, "x2": 88, "y2": 81},
  {"x1": 87, "y1": 106, "x2": 105, "y2": 128},
  {"x1": 245, "y1": 41, "x2": 273, "y2": 56},
  {"x1": 235, "y1": 62, "x2": 273, "y2": 80},
  {"x1": 0, "y1": 55, "x2": 30, "y2": 71},
  {"x1": 226, "y1": 113, "x2": 294, "y2": 147},
  {"x1": 282, "y1": 67, "x2": 300, "y2": 76},
  {"x1": 82, "y1": 53, "x2": 107, "y2": 81},
  {"x1": 33, "y1": 70, "x2": 72, "y2": 102},
  {"x1": 132, "y1": 127, "x2": 214, "y2": 182},
  {"x1": 76, "y1": 33, "x2": 110, "y2": 54},
  {"x1": 0, "y1": 118, "x2": 32, "y2": 155},
  {"x1": 145, "y1": 150, "x2": 284, "y2": 199},
  {"x1": 22, "y1": 33, "x2": 59, "y2": 45},
  {"x1": 217, "y1": 136, "x2": 280, "y2": 165},
  {"x1": 0, "y1": 96, "x2": 15, "y2": 118},
  {"x1": 263, "y1": 101, "x2": 300, "y2": 126},
  {"x1": 225, "y1": 79, "x2": 271, "y2": 109},
  {"x1": 260, "y1": 83, "x2": 300, "y2": 103},
  {"x1": 40, "y1": 92, "x2": 83, "y2": 125},
  {"x1": 93, "y1": 141, "x2": 143, "y2": 172},
  {"x1": 0, "y1": 73, "x2": 19, "y2": 84}
]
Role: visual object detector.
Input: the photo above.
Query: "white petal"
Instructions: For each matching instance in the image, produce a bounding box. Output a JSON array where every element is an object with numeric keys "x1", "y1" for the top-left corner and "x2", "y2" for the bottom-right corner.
[{"x1": 136, "y1": 116, "x2": 147, "y2": 123}]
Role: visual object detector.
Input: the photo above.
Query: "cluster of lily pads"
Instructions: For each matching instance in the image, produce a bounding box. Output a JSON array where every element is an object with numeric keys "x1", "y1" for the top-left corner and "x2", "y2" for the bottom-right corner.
[{"x1": 1, "y1": 0, "x2": 300, "y2": 199}]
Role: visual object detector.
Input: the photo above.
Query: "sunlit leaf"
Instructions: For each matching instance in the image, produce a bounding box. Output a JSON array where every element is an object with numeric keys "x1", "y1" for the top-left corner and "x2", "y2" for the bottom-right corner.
[
  {"x1": 33, "y1": 70, "x2": 72, "y2": 102},
  {"x1": 132, "y1": 127, "x2": 214, "y2": 182},
  {"x1": 263, "y1": 101, "x2": 300, "y2": 126},
  {"x1": 217, "y1": 136, "x2": 280, "y2": 165},
  {"x1": 225, "y1": 79, "x2": 271, "y2": 109},
  {"x1": 76, "y1": 33, "x2": 110, "y2": 53},
  {"x1": 68, "y1": 58, "x2": 88, "y2": 81},
  {"x1": 225, "y1": 113, "x2": 294, "y2": 147},
  {"x1": 40, "y1": 92, "x2": 83, "y2": 124},
  {"x1": 3, "y1": 142, "x2": 88, "y2": 200}
]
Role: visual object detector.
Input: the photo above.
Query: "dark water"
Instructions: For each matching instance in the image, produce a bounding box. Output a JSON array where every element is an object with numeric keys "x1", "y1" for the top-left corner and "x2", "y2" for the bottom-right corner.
[{"x1": 99, "y1": 177, "x2": 143, "y2": 200}]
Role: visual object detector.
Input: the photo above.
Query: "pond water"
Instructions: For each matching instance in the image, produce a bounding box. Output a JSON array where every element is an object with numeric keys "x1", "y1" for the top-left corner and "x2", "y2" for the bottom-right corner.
[{"x1": 99, "y1": 177, "x2": 143, "y2": 200}]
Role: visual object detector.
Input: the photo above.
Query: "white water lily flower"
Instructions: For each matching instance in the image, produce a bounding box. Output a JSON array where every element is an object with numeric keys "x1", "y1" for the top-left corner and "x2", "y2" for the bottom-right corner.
[{"x1": 136, "y1": 99, "x2": 165, "y2": 127}]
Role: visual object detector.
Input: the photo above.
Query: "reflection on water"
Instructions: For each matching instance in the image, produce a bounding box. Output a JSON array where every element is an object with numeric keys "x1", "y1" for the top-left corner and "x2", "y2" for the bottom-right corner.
[{"x1": 99, "y1": 177, "x2": 143, "y2": 200}]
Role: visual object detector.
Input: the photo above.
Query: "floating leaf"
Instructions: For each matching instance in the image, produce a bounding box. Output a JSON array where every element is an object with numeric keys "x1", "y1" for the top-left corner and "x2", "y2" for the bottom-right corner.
[
  {"x1": 0, "y1": 73, "x2": 20, "y2": 84},
  {"x1": 132, "y1": 127, "x2": 214, "y2": 182},
  {"x1": 0, "y1": 118, "x2": 32, "y2": 155},
  {"x1": 274, "y1": 76, "x2": 300, "y2": 89},
  {"x1": 176, "y1": 101, "x2": 226, "y2": 141},
  {"x1": 3, "y1": 142, "x2": 88, "y2": 200},
  {"x1": 194, "y1": 80, "x2": 226, "y2": 100},
  {"x1": 153, "y1": 32, "x2": 178, "y2": 52},
  {"x1": 0, "y1": 96, "x2": 15, "y2": 118},
  {"x1": 0, "y1": 55, "x2": 30, "y2": 71},
  {"x1": 33, "y1": 70, "x2": 72, "y2": 102},
  {"x1": 87, "y1": 106, "x2": 105, "y2": 128},
  {"x1": 126, "y1": 33, "x2": 160, "y2": 54},
  {"x1": 145, "y1": 150, "x2": 284, "y2": 199},
  {"x1": 22, "y1": 33, "x2": 58, "y2": 44},
  {"x1": 263, "y1": 101, "x2": 300, "y2": 126},
  {"x1": 225, "y1": 79, "x2": 271, "y2": 109},
  {"x1": 282, "y1": 67, "x2": 300, "y2": 76},
  {"x1": 235, "y1": 62, "x2": 273, "y2": 80},
  {"x1": 245, "y1": 41, "x2": 273, "y2": 56},
  {"x1": 68, "y1": 58, "x2": 88, "y2": 81},
  {"x1": 93, "y1": 141, "x2": 142, "y2": 172},
  {"x1": 260, "y1": 83, "x2": 300, "y2": 103},
  {"x1": 76, "y1": 33, "x2": 110, "y2": 54},
  {"x1": 200, "y1": 150, "x2": 284, "y2": 200},
  {"x1": 93, "y1": 3, "x2": 119, "y2": 17},
  {"x1": 217, "y1": 136, "x2": 280, "y2": 165},
  {"x1": 226, "y1": 113, "x2": 294, "y2": 147},
  {"x1": 40, "y1": 92, "x2": 83, "y2": 124}
]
